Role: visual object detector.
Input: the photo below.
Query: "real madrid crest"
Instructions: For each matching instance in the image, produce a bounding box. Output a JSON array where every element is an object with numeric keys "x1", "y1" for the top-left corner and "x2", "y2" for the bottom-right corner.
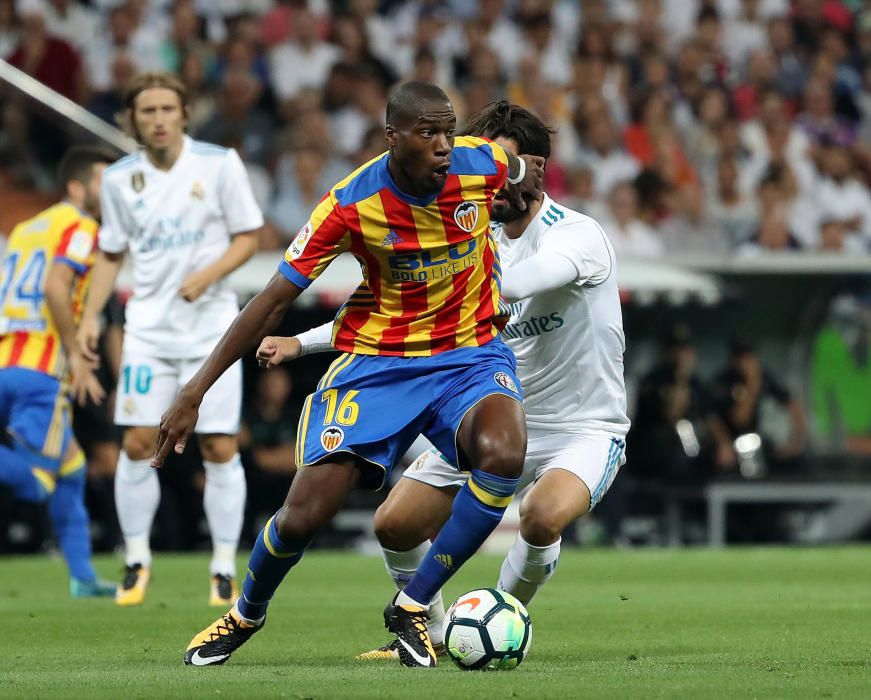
[
  {"x1": 131, "y1": 171, "x2": 145, "y2": 192},
  {"x1": 454, "y1": 201, "x2": 479, "y2": 233}
]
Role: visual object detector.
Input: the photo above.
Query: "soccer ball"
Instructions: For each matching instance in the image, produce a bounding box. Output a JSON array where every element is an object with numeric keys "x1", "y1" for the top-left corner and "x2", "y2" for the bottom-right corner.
[{"x1": 444, "y1": 588, "x2": 532, "y2": 670}]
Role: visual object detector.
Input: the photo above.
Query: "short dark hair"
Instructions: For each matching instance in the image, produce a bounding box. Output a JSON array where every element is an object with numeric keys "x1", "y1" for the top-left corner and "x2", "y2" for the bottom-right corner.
[
  {"x1": 57, "y1": 145, "x2": 118, "y2": 190},
  {"x1": 386, "y1": 81, "x2": 451, "y2": 127},
  {"x1": 460, "y1": 100, "x2": 553, "y2": 160}
]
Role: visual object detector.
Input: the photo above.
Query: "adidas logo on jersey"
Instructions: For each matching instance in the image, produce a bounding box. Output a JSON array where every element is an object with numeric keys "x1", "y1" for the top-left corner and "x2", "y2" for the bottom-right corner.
[
  {"x1": 381, "y1": 230, "x2": 402, "y2": 247},
  {"x1": 540, "y1": 204, "x2": 565, "y2": 226},
  {"x1": 434, "y1": 554, "x2": 454, "y2": 570}
]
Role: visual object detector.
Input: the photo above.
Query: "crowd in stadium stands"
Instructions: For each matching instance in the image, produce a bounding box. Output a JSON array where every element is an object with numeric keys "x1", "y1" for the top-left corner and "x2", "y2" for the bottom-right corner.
[
  {"x1": 2, "y1": 0, "x2": 871, "y2": 255},
  {"x1": 0, "y1": 0, "x2": 850, "y2": 550}
]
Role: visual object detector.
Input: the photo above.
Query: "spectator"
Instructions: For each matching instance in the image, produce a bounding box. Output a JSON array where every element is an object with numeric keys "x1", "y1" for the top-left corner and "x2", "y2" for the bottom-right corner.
[
  {"x1": 159, "y1": 0, "x2": 214, "y2": 76},
  {"x1": 354, "y1": 124, "x2": 387, "y2": 166},
  {"x1": 817, "y1": 217, "x2": 863, "y2": 253},
  {"x1": 347, "y1": 0, "x2": 395, "y2": 68},
  {"x1": 711, "y1": 338, "x2": 807, "y2": 475},
  {"x1": 329, "y1": 13, "x2": 396, "y2": 91},
  {"x1": 196, "y1": 68, "x2": 275, "y2": 167},
  {"x1": 217, "y1": 136, "x2": 274, "y2": 215},
  {"x1": 693, "y1": 5, "x2": 731, "y2": 85},
  {"x1": 269, "y1": 143, "x2": 332, "y2": 245},
  {"x1": 326, "y1": 69, "x2": 388, "y2": 159},
  {"x1": 723, "y1": 0, "x2": 768, "y2": 71},
  {"x1": 737, "y1": 202, "x2": 802, "y2": 255},
  {"x1": 8, "y1": 0, "x2": 83, "y2": 102},
  {"x1": 683, "y1": 85, "x2": 734, "y2": 181},
  {"x1": 515, "y1": 10, "x2": 572, "y2": 87},
  {"x1": 87, "y1": 52, "x2": 137, "y2": 127},
  {"x1": 268, "y1": 5, "x2": 339, "y2": 105},
  {"x1": 795, "y1": 77, "x2": 857, "y2": 149},
  {"x1": 6, "y1": 0, "x2": 84, "y2": 179},
  {"x1": 214, "y1": 33, "x2": 271, "y2": 89},
  {"x1": 706, "y1": 156, "x2": 759, "y2": 247},
  {"x1": 603, "y1": 181, "x2": 665, "y2": 258},
  {"x1": 732, "y1": 48, "x2": 778, "y2": 122},
  {"x1": 577, "y1": 111, "x2": 641, "y2": 201},
  {"x1": 766, "y1": 15, "x2": 807, "y2": 100},
  {"x1": 41, "y1": 0, "x2": 98, "y2": 53},
  {"x1": 178, "y1": 49, "x2": 217, "y2": 134},
  {"x1": 630, "y1": 324, "x2": 735, "y2": 482},
  {"x1": 83, "y1": 4, "x2": 161, "y2": 94},
  {"x1": 814, "y1": 143, "x2": 871, "y2": 245}
]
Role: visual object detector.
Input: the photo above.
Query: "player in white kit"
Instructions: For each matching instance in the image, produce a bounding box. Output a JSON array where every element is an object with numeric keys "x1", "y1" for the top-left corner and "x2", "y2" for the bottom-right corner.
[
  {"x1": 77, "y1": 72, "x2": 264, "y2": 607},
  {"x1": 256, "y1": 102, "x2": 629, "y2": 657}
]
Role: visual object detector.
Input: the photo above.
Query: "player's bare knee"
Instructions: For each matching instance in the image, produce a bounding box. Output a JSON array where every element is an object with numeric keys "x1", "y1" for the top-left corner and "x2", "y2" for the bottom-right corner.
[
  {"x1": 122, "y1": 429, "x2": 155, "y2": 461},
  {"x1": 474, "y1": 434, "x2": 524, "y2": 480},
  {"x1": 199, "y1": 435, "x2": 238, "y2": 463},
  {"x1": 274, "y1": 505, "x2": 324, "y2": 545},
  {"x1": 373, "y1": 506, "x2": 421, "y2": 551},
  {"x1": 520, "y1": 505, "x2": 562, "y2": 546}
]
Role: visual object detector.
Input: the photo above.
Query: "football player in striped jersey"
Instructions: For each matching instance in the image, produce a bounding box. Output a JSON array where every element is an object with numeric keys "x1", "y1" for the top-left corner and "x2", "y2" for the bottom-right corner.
[
  {"x1": 0, "y1": 145, "x2": 117, "y2": 598},
  {"x1": 156, "y1": 81, "x2": 544, "y2": 668}
]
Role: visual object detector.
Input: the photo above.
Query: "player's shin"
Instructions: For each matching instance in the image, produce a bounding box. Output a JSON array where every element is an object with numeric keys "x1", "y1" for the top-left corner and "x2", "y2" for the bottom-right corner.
[
  {"x1": 237, "y1": 513, "x2": 307, "y2": 622},
  {"x1": 399, "y1": 469, "x2": 520, "y2": 607},
  {"x1": 49, "y1": 453, "x2": 98, "y2": 583},
  {"x1": 382, "y1": 543, "x2": 445, "y2": 647},
  {"x1": 115, "y1": 451, "x2": 159, "y2": 567},
  {"x1": 204, "y1": 454, "x2": 246, "y2": 577},
  {"x1": 497, "y1": 533, "x2": 561, "y2": 606}
]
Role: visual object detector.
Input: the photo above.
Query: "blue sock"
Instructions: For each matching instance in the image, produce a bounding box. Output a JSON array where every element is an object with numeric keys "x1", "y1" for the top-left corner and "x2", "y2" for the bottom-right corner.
[
  {"x1": 403, "y1": 469, "x2": 520, "y2": 605},
  {"x1": 0, "y1": 443, "x2": 54, "y2": 502},
  {"x1": 50, "y1": 458, "x2": 97, "y2": 583},
  {"x1": 237, "y1": 513, "x2": 307, "y2": 620}
]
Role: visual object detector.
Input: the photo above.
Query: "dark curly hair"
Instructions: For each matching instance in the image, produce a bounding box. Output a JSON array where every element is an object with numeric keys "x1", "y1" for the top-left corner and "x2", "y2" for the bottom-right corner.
[{"x1": 460, "y1": 100, "x2": 554, "y2": 160}]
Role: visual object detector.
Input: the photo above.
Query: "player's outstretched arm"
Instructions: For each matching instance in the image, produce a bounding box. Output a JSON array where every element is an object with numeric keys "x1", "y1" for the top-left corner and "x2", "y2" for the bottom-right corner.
[
  {"x1": 179, "y1": 230, "x2": 259, "y2": 302},
  {"x1": 152, "y1": 272, "x2": 303, "y2": 468},
  {"x1": 78, "y1": 250, "x2": 124, "y2": 363}
]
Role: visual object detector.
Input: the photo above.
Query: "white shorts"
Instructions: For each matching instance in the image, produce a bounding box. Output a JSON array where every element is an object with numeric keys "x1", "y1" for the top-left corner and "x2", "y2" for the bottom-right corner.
[
  {"x1": 113, "y1": 348, "x2": 242, "y2": 434},
  {"x1": 402, "y1": 430, "x2": 627, "y2": 510}
]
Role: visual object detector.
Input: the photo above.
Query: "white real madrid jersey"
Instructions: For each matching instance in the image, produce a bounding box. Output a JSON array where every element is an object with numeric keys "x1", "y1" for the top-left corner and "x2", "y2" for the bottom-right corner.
[
  {"x1": 495, "y1": 194, "x2": 629, "y2": 436},
  {"x1": 99, "y1": 136, "x2": 264, "y2": 358}
]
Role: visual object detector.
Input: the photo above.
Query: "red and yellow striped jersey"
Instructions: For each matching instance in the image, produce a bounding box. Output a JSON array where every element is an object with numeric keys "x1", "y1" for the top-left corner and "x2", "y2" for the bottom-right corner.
[
  {"x1": 279, "y1": 136, "x2": 509, "y2": 357},
  {"x1": 0, "y1": 202, "x2": 98, "y2": 378}
]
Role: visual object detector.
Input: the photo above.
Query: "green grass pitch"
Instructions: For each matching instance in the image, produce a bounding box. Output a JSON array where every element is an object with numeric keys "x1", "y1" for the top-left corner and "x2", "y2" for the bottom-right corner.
[{"x1": 2, "y1": 547, "x2": 871, "y2": 698}]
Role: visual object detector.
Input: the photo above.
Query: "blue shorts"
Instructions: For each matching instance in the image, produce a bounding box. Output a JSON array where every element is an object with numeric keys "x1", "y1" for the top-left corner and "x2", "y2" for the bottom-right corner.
[
  {"x1": 0, "y1": 367, "x2": 71, "y2": 473},
  {"x1": 296, "y1": 339, "x2": 523, "y2": 489}
]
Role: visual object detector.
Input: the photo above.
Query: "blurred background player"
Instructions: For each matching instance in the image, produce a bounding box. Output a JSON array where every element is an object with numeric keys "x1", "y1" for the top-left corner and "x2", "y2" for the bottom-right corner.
[
  {"x1": 154, "y1": 81, "x2": 544, "y2": 668},
  {"x1": 77, "y1": 71, "x2": 264, "y2": 607},
  {"x1": 264, "y1": 101, "x2": 630, "y2": 658},
  {"x1": 0, "y1": 145, "x2": 117, "y2": 598}
]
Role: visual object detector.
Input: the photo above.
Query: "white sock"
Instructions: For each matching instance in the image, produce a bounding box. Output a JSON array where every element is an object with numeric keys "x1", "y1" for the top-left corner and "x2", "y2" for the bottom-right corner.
[
  {"x1": 497, "y1": 534, "x2": 561, "y2": 606},
  {"x1": 384, "y1": 544, "x2": 445, "y2": 646},
  {"x1": 204, "y1": 454, "x2": 246, "y2": 577},
  {"x1": 115, "y1": 451, "x2": 160, "y2": 568},
  {"x1": 231, "y1": 601, "x2": 265, "y2": 626}
]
